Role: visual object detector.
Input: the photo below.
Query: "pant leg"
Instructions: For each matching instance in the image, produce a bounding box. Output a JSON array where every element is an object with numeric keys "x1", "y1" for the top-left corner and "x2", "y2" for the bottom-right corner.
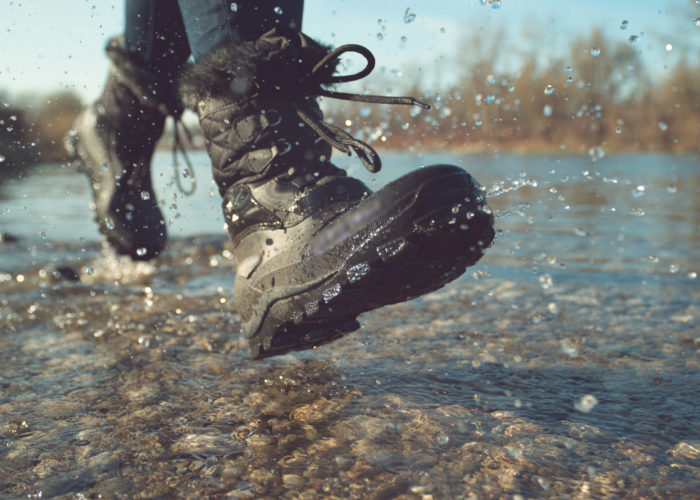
[
  {"x1": 177, "y1": 0, "x2": 304, "y2": 60},
  {"x1": 124, "y1": 0, "x2": 191, "y2": 85}
]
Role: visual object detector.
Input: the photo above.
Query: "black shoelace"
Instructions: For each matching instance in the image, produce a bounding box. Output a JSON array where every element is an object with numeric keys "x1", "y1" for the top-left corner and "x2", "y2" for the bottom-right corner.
[{"x1": 296, "y1": 44, "x2": 430, "y2": 173}]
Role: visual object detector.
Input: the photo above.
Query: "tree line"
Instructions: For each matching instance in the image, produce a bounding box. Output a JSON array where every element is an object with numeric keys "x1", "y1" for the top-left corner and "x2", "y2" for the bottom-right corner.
[
  {"x1": 1, "y1": 28, "x2": 698, "y2": 176},
  {"x1": 326, "y1": 29, "x2": 700, "y2": 156}
]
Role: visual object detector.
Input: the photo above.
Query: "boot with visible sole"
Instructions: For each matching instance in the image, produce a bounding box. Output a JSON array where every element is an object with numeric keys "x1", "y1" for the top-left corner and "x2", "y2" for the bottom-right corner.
[
  {"x1": 179, "y1": 29, "x2": 494, "y2": 358},
  {"x1": 65, "y1": 37, "x2": 179, "y2": 260}
]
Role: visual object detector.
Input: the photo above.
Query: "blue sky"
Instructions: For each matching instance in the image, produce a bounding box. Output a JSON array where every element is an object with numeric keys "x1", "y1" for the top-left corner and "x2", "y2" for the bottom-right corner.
[{"x1": 1, "y1": 0, "x2": 698, "y2": 102}]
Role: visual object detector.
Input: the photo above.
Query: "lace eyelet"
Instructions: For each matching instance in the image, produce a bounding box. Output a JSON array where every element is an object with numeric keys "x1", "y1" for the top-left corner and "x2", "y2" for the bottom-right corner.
[
  {"x1": 275, "y1": 139, "x2": 291, "y2": 156},
  {"x1": 262, "y1": 109, "x2": 282, "y2": 127}
]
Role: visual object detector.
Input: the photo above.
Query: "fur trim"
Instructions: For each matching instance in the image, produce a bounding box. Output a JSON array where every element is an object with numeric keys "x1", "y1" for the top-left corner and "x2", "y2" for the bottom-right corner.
[
  {"x1": 105, "y1": 36, "x2": 182, "y2": 117},
  {"x1": 179, "y1": 28, "x2": 338, "y2": 111}
]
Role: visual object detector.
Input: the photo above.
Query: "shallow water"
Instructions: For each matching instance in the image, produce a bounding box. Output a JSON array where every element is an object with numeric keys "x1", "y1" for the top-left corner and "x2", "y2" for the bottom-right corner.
[{"x1": 1, "y1": 151, "x2": 699, "y2": 498}]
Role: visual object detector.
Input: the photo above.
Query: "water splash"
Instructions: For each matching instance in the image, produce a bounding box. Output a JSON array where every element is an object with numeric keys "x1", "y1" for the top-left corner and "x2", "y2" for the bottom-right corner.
[{"x1": 487, "y1": 178, "x2": 539, "y2": 198}]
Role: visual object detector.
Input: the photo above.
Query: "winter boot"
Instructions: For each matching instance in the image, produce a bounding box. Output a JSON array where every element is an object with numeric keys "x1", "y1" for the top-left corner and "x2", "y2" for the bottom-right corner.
[
  {"x1": 65, "y1": 37, "x2": 180, "y2": 260},
  {"x1": 180, "y1": 29, "x2": 495, "y2": 359}
]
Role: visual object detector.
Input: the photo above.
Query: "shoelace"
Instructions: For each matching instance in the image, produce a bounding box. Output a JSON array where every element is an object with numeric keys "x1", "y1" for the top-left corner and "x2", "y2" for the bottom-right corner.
[
  {"x1": 170, "y1": 43, "x2": 427, "y2": 190},
  {"x1": 171, "y1": 118, "x2": 197, "y2": 196},
  {"x1": 296, "y1": 44, "x2": 430, "y2": 173}
]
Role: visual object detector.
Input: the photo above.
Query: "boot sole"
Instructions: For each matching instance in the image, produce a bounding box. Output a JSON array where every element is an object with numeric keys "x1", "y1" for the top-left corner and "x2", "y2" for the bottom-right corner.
[{"x1": 245, "y1": 166, "x2": 495, "y2": 359}]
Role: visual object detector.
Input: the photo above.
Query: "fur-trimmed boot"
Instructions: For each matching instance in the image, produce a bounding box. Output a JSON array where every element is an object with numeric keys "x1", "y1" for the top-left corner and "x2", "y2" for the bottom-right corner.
[
  {"x1": 65, "y1": 37, "x2": 180, "y2": 260},
  {"x1": 180, "y1": 29, "x2": 494, "y2": 359}
]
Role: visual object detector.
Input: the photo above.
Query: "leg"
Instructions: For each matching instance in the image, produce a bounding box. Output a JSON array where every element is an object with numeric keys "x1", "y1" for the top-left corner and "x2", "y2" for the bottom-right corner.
[
  {"x1": 65, "y1": 0, "x2": 190, "y2": 260},
  {"x1": 124, "y1": 0, "x2": 190, "y2": 86},
  {"x1": 177, "y1": 0, "x2": 304, "y2": 58}
]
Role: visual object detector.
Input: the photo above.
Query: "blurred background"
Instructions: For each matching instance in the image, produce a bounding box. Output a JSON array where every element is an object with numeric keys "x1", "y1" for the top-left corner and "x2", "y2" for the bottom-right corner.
[{"x1": 1, "y1": 0, "x2": 698, "y2": 170}]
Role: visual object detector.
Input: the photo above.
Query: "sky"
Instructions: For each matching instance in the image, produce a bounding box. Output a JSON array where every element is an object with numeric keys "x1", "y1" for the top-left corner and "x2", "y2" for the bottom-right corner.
[{"x1": 1, "y1": 0, "x2": 699, "y2": 103}]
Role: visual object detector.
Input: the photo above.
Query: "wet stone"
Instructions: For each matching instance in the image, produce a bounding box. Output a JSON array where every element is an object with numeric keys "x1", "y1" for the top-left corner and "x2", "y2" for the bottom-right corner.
[{"x1": 1, "y1": 225, "x2": 699, "y2": 498}]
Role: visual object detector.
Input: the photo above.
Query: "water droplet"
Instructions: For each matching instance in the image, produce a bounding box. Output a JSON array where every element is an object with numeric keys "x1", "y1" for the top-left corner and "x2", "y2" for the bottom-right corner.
[
  {"x1": 616, "y1": 127, "x2": 622, "y2": 134},
  {"x1": 694, "y1": 17, "x2": 700, "y2": 28},
  {"x1": 665, "y1": 43, "x2": 673, "y2": 51},
  {"x1": 403, "y1": 7, "x2": 416, "y2": 23},
  {"x1": 304, "y1": 300, "x2": 319, "y2": 316},
  {"x1": 273, "y1": 6, "x2": 283, "y2": 15},
  {"x1": 669, "y1": 264, "x2": 679, "y2": 274},
  {"x1": 574, "y1": 228, "x2": 588, "y2": 237},
  {"x1": 485, "y1": 94, "x2": 495, "y2": 104},
  {"x1": 508, "y1": 84, "x2": 515, "y2": 92},
  {"x1": 547, "y1": 302, "x2": 559, "y2": 314},
  {"x1": 230, "y1": 2, "x2": 238, "y2": 12},
  {"x1": 105, "y1": 218, "x2": 115, "y2": 230},
  {"x1": 322, "y1": 284, "x2": 342, "y2": 303},
  {"x1": 574, "y1": 395, "x2": 598, "y2": 413},
  {"x1": 590, "y1": 46, "x2": 601, "y2": 57},
  {"x1": 632, "y1": 185, "x2": 646, "y2": 197},
  {"x1": 140, "y1": 190, "x2": 150, "y2": 200},
  {"x1": 347, "y1": 262, "x2": 370, "y2": 283},
  {"x1": 620, "y1": 20, "x2": 629, "y2": 30},
  {"x1": 688, "y1": 271, "x2": 697, "y2": 279},
  {"x1": 544, "y1": 84, "x2": 554, "y2": 95},
  {"x1": 587, "y1": 145, "x2": 605, "y2": 161},
  {"x1": 0, "y1": 154, "x2": 5, "y2": 162},
  {"x1": 481, "y1": 0, "x2": 502, "y2": 8},
  {"x1": 658, "y1": 121, "x2": 668, "y2": 131},
  {"x1": 648, "y1": 255, "x2": 659, "y2": 263},
  {"x1": 376, "y1": 237, "x2": 407, "y2": 260},
  {"x1": 409, "y1": 107, "x2": 422, "y2": 117},
  {"x1": 360, "y1": 107, "x2": 371, "y2": 117},
  {"x1": 539, "y1": 274, "x2": 553, "y2": 290},
  {"x1": 136, "y1": 247, "x2": 147, "y2": 257},
  {"x1": 543, "y1": 104, "x2": 553, "y2": 117},
  {"x1": 435, "y1": 433, "x2": 450, "y2": 445},
  {"x1": 666, "y1": 184, "x2": 677, "y2": 194},
  {"x1": 629, "y1": 35, "x2": 639, "y2": 42},
  {"x1": 630, "y1": 207, "x2": 646, "y2": 216}
]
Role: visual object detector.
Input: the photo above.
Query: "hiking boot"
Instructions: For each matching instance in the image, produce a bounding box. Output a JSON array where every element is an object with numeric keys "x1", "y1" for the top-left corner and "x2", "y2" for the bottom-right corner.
[
  {"x1": 65, "y1": 37, "x2": 180, "y2": 260},
  {"x1": 180, "y1": 29, "x2": 495, "y2": 358}
]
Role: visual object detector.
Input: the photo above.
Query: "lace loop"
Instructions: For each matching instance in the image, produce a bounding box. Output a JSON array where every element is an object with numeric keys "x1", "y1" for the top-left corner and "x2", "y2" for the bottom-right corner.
[
  {"x1": 298, "y1": 43, "x2": 430, "y2": 173},
  {"x1": 310, "y1": 44, "x2": 376, "y2": 84}
]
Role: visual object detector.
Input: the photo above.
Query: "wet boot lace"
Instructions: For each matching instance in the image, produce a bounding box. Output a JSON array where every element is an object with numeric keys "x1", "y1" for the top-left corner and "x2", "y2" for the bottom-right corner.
[
  {"x1": 171, "y1": 119, "x2": 197, "y2": 195},
  {"x1": 297, "y1": 44, "x2": 430, "y2": 174},
  {"x1": 170, "y1": 43, "x2": 427, "y2": 193}
]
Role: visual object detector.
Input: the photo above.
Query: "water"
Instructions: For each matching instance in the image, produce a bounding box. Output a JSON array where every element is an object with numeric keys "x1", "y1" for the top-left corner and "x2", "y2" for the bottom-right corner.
[{"x1": 1, "y1": 151, "x2": 699, "y2": 498}]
